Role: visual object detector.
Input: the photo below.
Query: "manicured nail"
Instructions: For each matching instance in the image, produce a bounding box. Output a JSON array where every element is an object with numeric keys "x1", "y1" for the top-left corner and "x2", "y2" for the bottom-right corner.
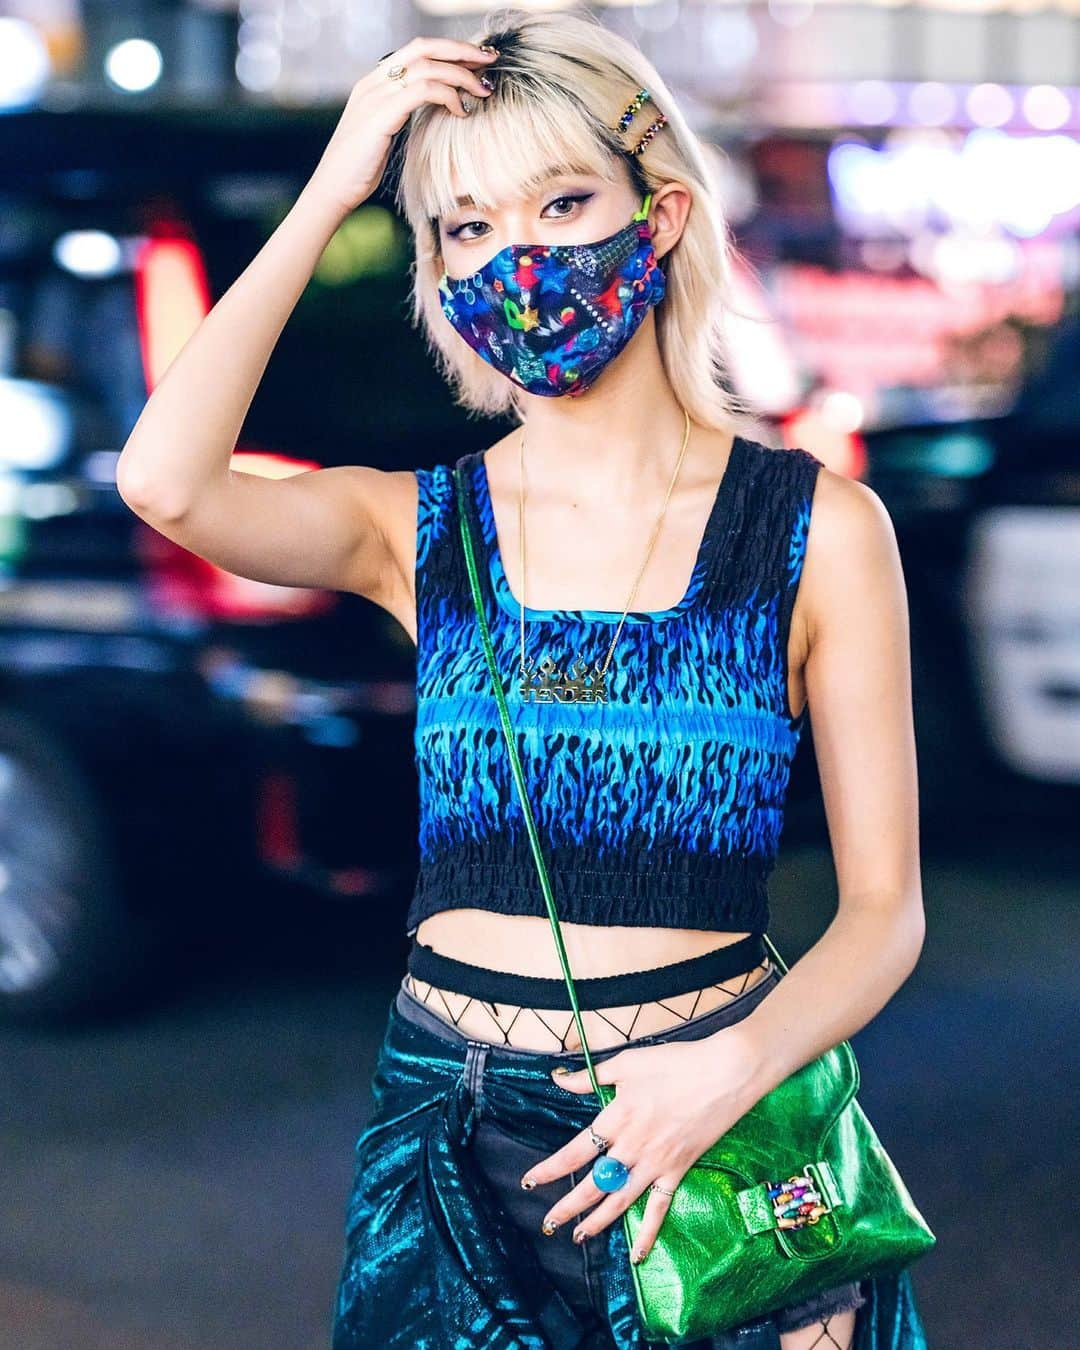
[
  {"x1": 551, "y1": 1066, "x2": 570, "y2": 1077},
  {"x1": 479, "y1": 75, "x2": 494, "y2": 91},
  {"x1": 572, "y1": 1227, "x2": 587, "y2": 1244},
  {"x1": 631, "y1": 1247, "x2": 647, "y2": 1263},
  {"x1": 521, "y1": 1174, "x2": 536, "y2": 1190},
  {"x1": 541, "y1": 1218, "x2": 558, "y2": 1236},
  {"x1": 479, "y1": 44, "x2": 498, "y2": 56}
]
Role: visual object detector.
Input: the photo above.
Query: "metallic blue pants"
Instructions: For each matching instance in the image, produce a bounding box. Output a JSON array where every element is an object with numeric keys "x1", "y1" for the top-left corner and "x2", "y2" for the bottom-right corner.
[{"x1": 331, "y1": 970, "x2": 931, "y2": 1348}]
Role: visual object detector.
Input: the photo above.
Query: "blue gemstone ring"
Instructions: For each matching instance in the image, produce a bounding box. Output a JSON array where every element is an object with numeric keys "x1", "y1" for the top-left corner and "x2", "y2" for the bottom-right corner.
[{"x1": 591, "y1": 1153, "x2": 631, "y2": 1193}]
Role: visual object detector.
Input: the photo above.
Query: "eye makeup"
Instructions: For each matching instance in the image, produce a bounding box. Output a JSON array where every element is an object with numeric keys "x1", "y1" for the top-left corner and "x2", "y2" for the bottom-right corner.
[{"x1": 444, "y1": 191, "x2": 597, "y2": 242}]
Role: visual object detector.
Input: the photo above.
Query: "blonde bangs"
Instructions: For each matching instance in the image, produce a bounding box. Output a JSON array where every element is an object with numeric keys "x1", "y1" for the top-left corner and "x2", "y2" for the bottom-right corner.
[{"x1": 400, "y1": 80, "x2": 621, "y2": 238}]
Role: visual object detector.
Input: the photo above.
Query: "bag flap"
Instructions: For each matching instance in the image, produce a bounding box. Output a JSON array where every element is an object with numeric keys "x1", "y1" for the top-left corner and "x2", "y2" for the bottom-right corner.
[{"x1": 690, "y1": 1039, "x2": 860, "y2": 1182}]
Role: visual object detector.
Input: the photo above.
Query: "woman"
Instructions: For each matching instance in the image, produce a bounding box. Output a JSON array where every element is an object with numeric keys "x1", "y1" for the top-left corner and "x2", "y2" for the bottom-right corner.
[{"x1": 117, "y1": 8, "x2": 932, "y2": 1348}]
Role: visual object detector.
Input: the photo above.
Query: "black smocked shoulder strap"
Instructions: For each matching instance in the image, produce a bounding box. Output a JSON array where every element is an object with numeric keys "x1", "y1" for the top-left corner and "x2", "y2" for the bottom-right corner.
[
  {"x1": 773, "y1": 445, "x2": 824, "y2": 654},
  {"x1": 712, "y1": 439, "x2": 822, "y2": 598}
]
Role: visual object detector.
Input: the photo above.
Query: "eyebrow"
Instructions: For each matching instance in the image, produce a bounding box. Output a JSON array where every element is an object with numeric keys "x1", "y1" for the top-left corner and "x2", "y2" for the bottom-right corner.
[{"x1": 450, "y1": 167, "x2": 598, "y2": 210}]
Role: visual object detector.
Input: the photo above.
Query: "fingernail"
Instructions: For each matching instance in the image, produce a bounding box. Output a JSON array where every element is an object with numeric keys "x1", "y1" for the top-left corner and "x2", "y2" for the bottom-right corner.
[
  {"x1": 541, "y1": 1218, "x2": 558, "y2": 1236},
  {"x1": 551, "y1": 1066, "x2": 570, "y2": 1077},
  {"x1": 631, "y1": 1247, "x2": 647, "y2": 1263},
  {"x1": 479, "y1": 75, "x2": 494, "y2": 91},
  {"x1": 521, "y1": 1175, "x2": 536, "y2": 1190},
  {"x1": 572, "y1": 1227, "x2": 587, "y2": 1244},
  {"x1": 479, "y1": 44, "x2": 498, "y2": 56}
]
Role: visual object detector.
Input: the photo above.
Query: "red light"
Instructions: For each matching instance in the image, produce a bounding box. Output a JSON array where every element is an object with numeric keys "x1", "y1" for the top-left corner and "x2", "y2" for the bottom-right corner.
[
  {"x1": 133, "y1": 232, "x2": 212, "y2": 394},
  {"x1": 780, "y1": 410, "x2": 867, "y2": 479},
  {"x1": 256, "y1": 772, "x2": 301, "y2": 869},
  {"x1": 131, "y1": 232, "x2": 335, "y2": 620}
]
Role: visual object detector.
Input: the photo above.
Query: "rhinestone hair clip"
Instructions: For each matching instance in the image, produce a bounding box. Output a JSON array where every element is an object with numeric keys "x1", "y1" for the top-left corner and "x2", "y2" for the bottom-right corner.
[{"x1": 614, "y1": 87, "x2": 668, "y2": 156}]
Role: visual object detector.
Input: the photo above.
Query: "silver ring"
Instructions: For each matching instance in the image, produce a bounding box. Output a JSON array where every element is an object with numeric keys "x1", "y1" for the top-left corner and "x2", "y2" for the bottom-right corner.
[
  {"x1": 650, "y1": 1182, "x2": 677, "y2": 1197},
  {"x1": 588, "y1": 1126, "x2": 609, "y2": 1151}
]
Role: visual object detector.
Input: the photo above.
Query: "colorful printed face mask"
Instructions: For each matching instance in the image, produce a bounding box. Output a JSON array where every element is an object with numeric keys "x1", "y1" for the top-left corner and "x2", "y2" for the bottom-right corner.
[{"x1": 437, "y1": 191, "x2": 666, "y2": 398}]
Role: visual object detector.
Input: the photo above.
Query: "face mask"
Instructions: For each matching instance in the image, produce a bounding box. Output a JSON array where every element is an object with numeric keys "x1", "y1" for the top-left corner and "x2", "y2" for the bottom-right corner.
[{"x1": 437, "y1": 190, "x2": 666, "y2": 398}]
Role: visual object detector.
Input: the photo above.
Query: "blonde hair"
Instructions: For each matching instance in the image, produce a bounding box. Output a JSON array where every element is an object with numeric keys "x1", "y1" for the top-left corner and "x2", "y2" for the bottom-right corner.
[{"x1": 394, "y1": 5, "x2": 760, "y2": 431}]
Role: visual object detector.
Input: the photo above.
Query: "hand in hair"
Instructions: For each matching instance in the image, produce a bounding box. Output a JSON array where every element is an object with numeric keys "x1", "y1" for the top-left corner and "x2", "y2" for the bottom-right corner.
[{"x1": 307, "y1": 35, "x2": 498, "y2": 217}]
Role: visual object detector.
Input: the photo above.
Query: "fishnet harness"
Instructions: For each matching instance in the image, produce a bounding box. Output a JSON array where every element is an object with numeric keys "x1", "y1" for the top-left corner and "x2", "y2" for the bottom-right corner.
[{"x1": 403, "y1": 957, "x2": 774, "y2": 1052}]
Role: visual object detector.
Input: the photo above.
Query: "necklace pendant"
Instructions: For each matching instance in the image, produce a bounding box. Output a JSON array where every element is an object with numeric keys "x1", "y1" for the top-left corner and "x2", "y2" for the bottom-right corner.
[{"x1": 520, "y1": 653, "x2": 608, "y2": 704}]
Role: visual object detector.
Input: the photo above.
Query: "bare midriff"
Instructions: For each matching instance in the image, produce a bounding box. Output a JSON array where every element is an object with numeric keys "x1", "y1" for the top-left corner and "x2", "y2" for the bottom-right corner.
[{"x1": 407, "y1": 910, "x2": 773, "y2": 1052}]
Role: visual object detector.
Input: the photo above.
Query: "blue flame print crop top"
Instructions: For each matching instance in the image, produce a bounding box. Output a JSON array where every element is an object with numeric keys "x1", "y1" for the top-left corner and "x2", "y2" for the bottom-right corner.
[{"x1": 404, "y1": 434, "x2": 823, "y2": 938}]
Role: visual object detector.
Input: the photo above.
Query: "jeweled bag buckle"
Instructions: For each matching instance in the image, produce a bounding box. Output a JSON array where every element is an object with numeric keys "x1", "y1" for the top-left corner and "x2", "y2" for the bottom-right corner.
[
  {"x1": 735, "y1": 1159, "x2": 842, "y2": 1239},
  {"x1": 766, "y1": 1166, "x2": 832, "y2": 1229}
]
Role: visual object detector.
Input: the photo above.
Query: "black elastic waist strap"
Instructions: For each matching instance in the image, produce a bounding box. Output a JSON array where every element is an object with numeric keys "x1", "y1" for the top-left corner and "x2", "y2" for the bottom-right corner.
[{"x1": 406, "y1": 932, "x2": 767, "y2": 1011}]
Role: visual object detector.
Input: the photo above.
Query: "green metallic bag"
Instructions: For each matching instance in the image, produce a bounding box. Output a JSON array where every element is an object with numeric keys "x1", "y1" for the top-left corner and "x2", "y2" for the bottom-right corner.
[{"x1": 454, "y1": 465, "x2": 936, "y2": 1341}]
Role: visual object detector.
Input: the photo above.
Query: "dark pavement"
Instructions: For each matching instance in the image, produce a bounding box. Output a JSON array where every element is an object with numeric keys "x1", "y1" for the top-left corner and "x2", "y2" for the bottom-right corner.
[{"x1": 1, "y1": 841, "x2": 1076, "y2": 1349}]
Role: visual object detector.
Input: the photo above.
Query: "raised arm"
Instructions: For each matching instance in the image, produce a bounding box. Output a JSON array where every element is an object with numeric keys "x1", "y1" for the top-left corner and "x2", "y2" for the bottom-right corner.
[{"x1": 115, "y1": 36, "x2": 498, "y2": 604}]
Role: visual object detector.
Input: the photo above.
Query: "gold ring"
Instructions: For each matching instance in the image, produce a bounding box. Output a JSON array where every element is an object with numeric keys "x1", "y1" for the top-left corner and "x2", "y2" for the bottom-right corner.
[{"x1": 386, "y1": 62, "x2": 407, "y2": 83}]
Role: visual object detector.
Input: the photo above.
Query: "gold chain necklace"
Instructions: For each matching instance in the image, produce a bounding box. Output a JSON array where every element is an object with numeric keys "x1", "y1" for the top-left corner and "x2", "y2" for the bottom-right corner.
[{"x1": 514, "y1": 406, "x2": 692, "y2": 704}]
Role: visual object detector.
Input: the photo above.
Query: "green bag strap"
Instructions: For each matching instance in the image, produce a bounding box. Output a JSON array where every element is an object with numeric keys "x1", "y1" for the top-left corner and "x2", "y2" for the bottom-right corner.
[{"x1": 453, "y1": 463, "x2": 789, "y2": 1103}]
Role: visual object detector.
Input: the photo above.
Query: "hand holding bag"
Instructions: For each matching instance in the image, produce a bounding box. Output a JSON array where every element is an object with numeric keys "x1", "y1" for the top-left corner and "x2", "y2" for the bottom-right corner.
[{"x1": 453, "y1": 464, "x2": 936, "y2": 1341}]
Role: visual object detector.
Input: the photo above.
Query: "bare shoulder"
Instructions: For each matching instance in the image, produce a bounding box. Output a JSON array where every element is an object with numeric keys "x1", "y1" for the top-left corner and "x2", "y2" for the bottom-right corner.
[
  {"x1": 808, "y1": 464, "x2": 897, "y2": 562},
  {"x1": 801, "y1": 463, "x2": 903, "y2": 631}
]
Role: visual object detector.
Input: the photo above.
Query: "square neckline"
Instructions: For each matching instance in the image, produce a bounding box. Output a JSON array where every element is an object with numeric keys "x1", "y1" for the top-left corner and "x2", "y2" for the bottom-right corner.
[{"x1": 471, "y1": 434, "x2": 746, "y2": 626}]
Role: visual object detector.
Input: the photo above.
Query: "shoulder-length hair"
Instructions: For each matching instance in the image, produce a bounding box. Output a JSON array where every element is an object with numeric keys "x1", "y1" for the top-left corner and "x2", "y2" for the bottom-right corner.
[{"x1": 393, "y1": 5, "x2": 760, "y2": 431}]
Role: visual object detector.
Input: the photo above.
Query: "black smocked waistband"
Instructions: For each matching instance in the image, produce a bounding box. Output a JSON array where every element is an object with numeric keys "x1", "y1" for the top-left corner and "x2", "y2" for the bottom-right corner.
[{"x1": 405, "y1": 931, "x2": 767, "y2": 1010}]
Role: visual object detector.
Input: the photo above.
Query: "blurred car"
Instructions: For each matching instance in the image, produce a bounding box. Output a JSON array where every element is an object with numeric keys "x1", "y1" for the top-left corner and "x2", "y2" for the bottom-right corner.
[
  {"x1": 860, "y1": 312, "x2": 1080, "y2": 838},
  {"x1": 0, "y1": 105, "x2": 498, "y2": 1024}
]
